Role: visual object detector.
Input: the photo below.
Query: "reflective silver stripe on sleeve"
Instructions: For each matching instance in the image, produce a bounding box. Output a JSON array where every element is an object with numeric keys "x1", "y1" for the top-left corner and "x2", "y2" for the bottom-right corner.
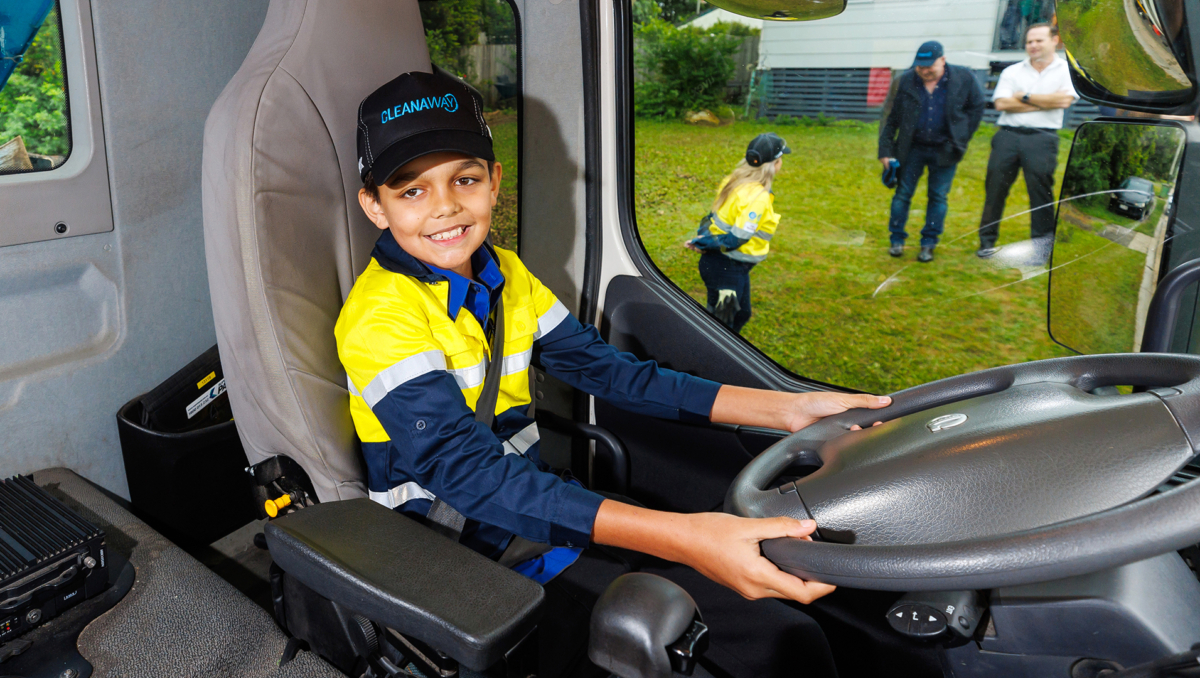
[
  {"x1": 502, "y1": 422, "x2": 541, "y2": 456},
  {"x1": 756, "y1": 230, "x2": 774, "y2": 241},
  {"x1": 368, "y1": 482, "x2": 436, "y2": 509},
  {"x1": 714, "y1": 213, "x2": 759, "y2": 240},
  {"x1": 533, "y1": 300, "x2": 571, "y2": 340},
  {"x1": 449, "y1": 359, "x2": 487, "y2": 390},
  {"x1": 362, "y1": 350, "x2": 447, "y2": 408},
  {"x1": 502, "y1": 348, "x2": 532, "y2": 376},
  {"x1": 347, "y1": 376, "x2": 361, "y2": 397}
]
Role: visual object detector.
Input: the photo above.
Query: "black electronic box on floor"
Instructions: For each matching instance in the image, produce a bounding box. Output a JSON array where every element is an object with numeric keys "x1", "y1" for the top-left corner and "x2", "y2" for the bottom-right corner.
[{"x1": 0, "y1": 475, "x2": 109, "y2": 644}]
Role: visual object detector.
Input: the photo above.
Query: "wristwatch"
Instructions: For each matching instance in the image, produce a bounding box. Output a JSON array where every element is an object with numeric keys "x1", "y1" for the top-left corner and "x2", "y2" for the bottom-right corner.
[{"x1": 1021, "y1": 93, "x2": 1031, "y2": 103}]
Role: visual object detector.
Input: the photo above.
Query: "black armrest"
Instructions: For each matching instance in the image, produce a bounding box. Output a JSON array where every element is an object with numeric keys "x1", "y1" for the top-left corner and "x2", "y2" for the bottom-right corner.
[{"x1": 264, "y1": 499, "x2": 544, "y2": 670}]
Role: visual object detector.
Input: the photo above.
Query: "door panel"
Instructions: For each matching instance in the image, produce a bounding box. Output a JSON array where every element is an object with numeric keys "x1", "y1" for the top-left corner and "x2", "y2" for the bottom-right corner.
[{"x1": 597, "y1": 275, "x2": 796, "y2": 511}]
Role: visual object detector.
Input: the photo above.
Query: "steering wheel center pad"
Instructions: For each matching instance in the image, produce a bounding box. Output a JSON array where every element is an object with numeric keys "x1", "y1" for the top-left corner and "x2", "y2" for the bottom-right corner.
[{"x1": 725, "y1": 354, "x2": 1200, "y2": 591}]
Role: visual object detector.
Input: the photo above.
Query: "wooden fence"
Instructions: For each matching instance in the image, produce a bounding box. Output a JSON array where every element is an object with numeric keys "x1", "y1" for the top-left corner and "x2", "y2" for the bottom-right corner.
[
  {"x1": 760, "y1": 66, "x2": 1101, "y2": 129},
  {"x1": 465, "y1": 43, "x2": 517, "y2": 108}
]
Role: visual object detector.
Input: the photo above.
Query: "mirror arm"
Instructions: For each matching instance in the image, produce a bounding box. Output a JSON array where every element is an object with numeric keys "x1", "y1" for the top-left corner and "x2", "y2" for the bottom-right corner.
[{"x1": 1141, "y1": 257, "x2": 1200, "y2": 352}]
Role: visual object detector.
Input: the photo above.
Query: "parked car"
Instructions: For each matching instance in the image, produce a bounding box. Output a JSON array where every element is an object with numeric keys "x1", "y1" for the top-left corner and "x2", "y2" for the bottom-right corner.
[{"x1": 1110, "y1": 176, "x2": 1157, "y2": 219}]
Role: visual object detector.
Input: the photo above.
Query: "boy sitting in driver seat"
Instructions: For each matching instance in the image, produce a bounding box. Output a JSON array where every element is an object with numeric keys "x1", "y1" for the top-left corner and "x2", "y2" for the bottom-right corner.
[{"x1": 336, "y1": 69, "x2": 891, "y2": 677}]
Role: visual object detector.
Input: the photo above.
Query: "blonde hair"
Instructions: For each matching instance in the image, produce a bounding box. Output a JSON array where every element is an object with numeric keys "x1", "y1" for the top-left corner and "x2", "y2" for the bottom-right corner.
[{"x1": 712, "y1": 158, "x2": 779, "y2": 213}]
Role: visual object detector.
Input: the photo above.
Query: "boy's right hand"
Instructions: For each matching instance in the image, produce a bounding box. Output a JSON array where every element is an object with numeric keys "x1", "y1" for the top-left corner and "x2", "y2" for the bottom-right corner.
[
  {"x1": 592, "y1": 499, "x2": 836, "y2": 604},
  {"x1": 677, "y1": 512, "x2": 836, "y2": 603}
]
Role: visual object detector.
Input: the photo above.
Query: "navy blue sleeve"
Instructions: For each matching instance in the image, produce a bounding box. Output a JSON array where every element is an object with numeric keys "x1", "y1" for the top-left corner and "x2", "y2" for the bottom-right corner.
[
  {"x1": 691, "y1": 232, "x2": 748, "y2": 252},
  {"x1": 371, "y1": 372, "x2": 604, "y2": 547},
  {"x1": 534, "y1": 313, "x2": 722, "y2": 423}
]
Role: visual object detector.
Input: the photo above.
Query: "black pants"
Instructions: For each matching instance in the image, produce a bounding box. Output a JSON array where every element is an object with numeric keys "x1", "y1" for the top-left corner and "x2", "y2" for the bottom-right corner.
[
  {"x1": 978, "y1": 126, "x2": 1060, "y2": 249},
  {"x1": 697, "y1": 253, "x2": 755, "y2": 334},
  {"x1": 539, "y1": 544, "x2": 838, "y2": 678}
]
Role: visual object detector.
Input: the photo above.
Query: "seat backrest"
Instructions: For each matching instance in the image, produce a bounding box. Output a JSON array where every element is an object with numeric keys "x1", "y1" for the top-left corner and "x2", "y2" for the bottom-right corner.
[{"x1": 202, "y1": 0, "x2": 431, "y2": 501}]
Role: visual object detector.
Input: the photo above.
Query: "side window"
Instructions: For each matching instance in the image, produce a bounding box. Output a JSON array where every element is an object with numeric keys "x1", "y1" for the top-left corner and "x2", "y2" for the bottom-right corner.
[
  {"x1": 419, "y1": 0, "x2": 520, "y2": 251},
  {"x1": 630, "y1": 4, "x2": 1101, "y2": 393},
  {"x1": 0, "y1": 2, "x2": 70, "y2": 174}
]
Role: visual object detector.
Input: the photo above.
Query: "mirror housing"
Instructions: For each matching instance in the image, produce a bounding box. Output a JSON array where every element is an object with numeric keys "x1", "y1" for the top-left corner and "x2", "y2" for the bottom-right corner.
[
  {"x1": 704, "y1": 0, "x2": 845, "y2": 22},
  {"x1": 1057, "y1": 0, "x2": 1197, "y2": 114},
  {"x1": 1048, "y1": 120, "x2": 1187, "y2": 354}
]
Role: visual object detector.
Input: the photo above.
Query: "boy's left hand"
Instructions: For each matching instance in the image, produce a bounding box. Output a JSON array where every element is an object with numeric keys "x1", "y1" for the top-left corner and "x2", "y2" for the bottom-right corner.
[
  {"x1": 710, "y1": 385, "x2": 890, "y2": 432},
  {"x1": 781, "y1": 392, "x2": 891, "y2": 432}
]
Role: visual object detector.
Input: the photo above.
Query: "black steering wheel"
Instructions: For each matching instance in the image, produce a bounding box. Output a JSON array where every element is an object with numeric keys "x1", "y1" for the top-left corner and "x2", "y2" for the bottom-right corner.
[{"x1": 725, "y1": 354, "x2": 1200, "y2": 591}]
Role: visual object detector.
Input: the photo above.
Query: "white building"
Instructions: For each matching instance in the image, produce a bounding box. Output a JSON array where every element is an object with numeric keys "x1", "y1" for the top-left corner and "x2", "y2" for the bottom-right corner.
[
  {"x1": 753, "y1": 0, "x2": 1098, "y2": 125},
  {"x1": 758, "y1": 0, "x2": 1033, "y2": 71}
]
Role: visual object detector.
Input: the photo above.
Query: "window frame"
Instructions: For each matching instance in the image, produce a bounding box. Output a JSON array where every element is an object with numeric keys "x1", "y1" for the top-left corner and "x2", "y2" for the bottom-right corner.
[{"x1": 0, "y1": 0, "x2": 114, "y2": 248}]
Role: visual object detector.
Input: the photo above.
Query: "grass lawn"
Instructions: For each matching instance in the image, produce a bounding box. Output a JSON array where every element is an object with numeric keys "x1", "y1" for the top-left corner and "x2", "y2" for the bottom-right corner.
[
  {"x1": 1049, "y1": 190, "x2": 1167, "y2": 354},
  {"x1": 634, "y1": 119, "x2": 1080, "y2": 394},
  {"x1": 1057, "y1": 0, "x2": 1189, "y2": 96},
  {"x1": 487, "y1": 110, "x2": 519, "y2": 251}
]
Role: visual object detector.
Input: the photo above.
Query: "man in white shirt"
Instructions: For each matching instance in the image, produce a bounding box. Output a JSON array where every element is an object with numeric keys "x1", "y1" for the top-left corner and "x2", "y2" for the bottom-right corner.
[{"x1": 977, "y1": 23, "x2": 1079, "y2": 259}]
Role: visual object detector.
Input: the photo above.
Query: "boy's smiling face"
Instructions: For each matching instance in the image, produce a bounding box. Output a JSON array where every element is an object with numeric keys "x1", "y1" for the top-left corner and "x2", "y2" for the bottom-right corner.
[{"x1": 359, "y1": 151, "x2": 502, "y2": 278}]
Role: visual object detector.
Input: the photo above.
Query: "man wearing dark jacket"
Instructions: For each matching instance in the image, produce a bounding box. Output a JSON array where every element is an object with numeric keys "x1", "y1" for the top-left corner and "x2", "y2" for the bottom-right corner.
[{"x1": 879, "y1": 41, "x2": 986, "y2": 262}]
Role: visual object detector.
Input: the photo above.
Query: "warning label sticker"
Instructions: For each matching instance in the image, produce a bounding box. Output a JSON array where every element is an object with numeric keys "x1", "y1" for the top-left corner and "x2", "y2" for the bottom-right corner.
[{"x1": 186, "y1": 378, "x2": 226, "y2": 419}]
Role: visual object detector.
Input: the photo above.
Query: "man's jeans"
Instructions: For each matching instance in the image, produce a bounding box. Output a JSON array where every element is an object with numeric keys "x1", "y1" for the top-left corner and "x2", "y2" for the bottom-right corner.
[{"x1": 888, "y1": 144, "x2": 959, "y2": 248}]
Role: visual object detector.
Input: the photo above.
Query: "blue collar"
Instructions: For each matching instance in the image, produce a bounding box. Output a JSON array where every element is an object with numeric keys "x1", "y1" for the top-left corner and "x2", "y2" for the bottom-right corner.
[{"x1": 370, "y1": 231, "x2": 505, "y2": 325}]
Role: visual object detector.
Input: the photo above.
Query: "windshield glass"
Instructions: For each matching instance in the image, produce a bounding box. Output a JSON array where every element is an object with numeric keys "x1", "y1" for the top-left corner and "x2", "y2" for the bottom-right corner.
[{"x1": 629, "y1": 1, "x2": 1187, "y2": 393}]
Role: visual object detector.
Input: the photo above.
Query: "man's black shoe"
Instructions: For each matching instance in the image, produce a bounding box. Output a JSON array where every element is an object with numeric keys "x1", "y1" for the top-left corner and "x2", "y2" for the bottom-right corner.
[
  {"x1": 917, "y1": 246, "x2": 934, "y2": 263},
  {"x1": 976, "y1": 246, "x2": 1000, "y2": 258},
  {"x1": 889, "y1": 244, "x2": 904, "y2": 258}
]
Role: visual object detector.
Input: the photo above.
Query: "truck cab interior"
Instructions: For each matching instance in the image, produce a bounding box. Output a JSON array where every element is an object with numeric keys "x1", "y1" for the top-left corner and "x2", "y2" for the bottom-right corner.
[{"x1": 4, "y1": 0, "x2": 1200, "y2": 676}]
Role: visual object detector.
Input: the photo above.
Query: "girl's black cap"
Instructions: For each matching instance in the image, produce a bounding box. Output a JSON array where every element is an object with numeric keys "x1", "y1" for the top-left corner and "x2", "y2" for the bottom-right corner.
[
  {"x1": 356, "y1": 68, "x2": 494, "y2": 184},
  {"x1": 745, "y1": 132, "x2": 790, "y2": 167}
]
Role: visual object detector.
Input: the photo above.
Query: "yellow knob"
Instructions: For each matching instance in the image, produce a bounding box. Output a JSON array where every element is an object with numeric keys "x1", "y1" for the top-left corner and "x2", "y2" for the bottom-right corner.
[{"x1": 264, "y1": 493, "x2": 293, "y2": 518}]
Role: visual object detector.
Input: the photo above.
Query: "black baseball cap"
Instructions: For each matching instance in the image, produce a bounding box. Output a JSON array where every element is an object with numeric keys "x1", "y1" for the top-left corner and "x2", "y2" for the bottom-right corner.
[
  {"x1": 913, "y1": 40, "x2": 944, "y2": 67},
  {"x1": 356, "y1": 68, "x2": 494, "y2": 185},
  {"x1": 746, "y1": 132, "x2": 790, "y2": 167}
]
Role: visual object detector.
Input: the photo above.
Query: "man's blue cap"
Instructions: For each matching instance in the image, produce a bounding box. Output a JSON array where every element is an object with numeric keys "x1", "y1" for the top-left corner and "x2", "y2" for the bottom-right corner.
[{"x1": 913, "y1": 40, "x2": 944, "y2": 67}]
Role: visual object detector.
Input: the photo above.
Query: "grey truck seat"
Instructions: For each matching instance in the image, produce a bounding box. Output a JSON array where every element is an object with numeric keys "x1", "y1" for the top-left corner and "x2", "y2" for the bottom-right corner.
[{"x1": 201, "y1": 0, "x2": 432, "y2": 501}]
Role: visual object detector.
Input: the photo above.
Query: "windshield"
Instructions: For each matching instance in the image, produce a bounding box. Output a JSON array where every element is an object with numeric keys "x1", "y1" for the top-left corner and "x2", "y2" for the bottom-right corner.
[{"x1": 628, "y1": 2, "x2": 1188, "y2": 393}]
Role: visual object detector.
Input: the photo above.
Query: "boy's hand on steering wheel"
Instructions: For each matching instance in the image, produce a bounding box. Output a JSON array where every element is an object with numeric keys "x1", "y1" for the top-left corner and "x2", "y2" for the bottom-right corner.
[
  {"x1": 593, "y1": 501, "x2": 835, "y2": 604},
  {"x1": 781, "y1": 392, "x2": 891, "y2": 432},
  {"x1": 678, "y1": 512, "x2": 836, "y2": 604}
]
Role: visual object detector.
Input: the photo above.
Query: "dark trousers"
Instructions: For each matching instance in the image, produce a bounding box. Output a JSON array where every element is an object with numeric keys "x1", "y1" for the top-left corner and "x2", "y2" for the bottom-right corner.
[
  {"x1": 698, "y1": 253, "x2": 755, "y2": 333},
  {"x1": 979, "y1": 126, "x2": 1060, "y2": 249},
  {"x1": 539, "y1": 544, "x2": 838, "y2": 678},
  {"x1": 888, "y1": 144, "x2": 959, "y2": 248}
]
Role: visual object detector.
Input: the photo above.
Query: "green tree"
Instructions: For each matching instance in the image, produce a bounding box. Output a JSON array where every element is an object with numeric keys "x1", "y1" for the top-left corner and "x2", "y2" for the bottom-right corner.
[
  {"x1": 633, "y1": 19, "x2": 740, "y2": 119},
  {"x1": 0, "y1": 9, "x2": 69, "y2": 158},
  {"x1": 1062, "y1": 124, "x2": 1182, "y2": 207},
  {"x1": 418, "y1": 0, "x2": 515, "y2": 79}
]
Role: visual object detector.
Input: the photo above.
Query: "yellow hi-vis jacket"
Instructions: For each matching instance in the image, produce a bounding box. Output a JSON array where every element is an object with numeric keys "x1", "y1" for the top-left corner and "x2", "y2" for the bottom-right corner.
[
  {"x1": 334, "y1": 233, "x2": 720, "y2": 557},
  {"x1": 696, "y1": 180, "x2": 781, "y2": 264}
]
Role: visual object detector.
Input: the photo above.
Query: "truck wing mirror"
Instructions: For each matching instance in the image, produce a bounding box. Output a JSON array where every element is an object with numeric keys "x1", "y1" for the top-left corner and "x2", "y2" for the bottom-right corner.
[
  {"x1": 706, "y1": 0, "x2": 845, "y2": 22},
  {"x1": 1058, "y1": 0, "x2": 1197, "y2": 113},
  {"x1": 1048, "y1": 120, "x2": 1187, "y2": 354}
]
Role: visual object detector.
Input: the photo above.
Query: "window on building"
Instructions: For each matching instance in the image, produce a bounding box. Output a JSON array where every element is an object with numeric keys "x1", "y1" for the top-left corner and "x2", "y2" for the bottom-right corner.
[
  {"x1": 628, "y1": 2, "x2": 1119, "y2": 395},
  {"x1": 0, "y1": 2, "x2": 70, "y2": 175},
  {"x1": 419, "y1": 0, "x2": 520, "y2": 251},
  {"x1": 994, "y1": 0, "x2": 1056, "y2": 51}
]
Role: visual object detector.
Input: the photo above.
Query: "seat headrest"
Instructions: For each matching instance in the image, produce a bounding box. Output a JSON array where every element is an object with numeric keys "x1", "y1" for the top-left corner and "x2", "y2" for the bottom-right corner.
[{"x1": 201, "y1": 0, "x2": 431, "y2": 501}]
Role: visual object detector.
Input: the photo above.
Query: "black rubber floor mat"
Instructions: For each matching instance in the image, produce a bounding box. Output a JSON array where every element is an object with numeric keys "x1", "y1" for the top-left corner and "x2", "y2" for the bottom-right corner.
[{"x1": 23, "y1": 469, "x2": 340, "y2": 678}]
